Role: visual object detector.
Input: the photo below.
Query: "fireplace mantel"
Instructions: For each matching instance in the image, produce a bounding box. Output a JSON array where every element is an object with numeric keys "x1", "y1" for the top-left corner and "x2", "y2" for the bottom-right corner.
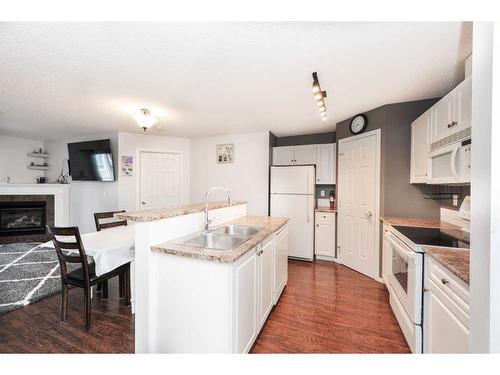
[{"x1": 0, "y1": 184, "x2": 70, "y2": 227}]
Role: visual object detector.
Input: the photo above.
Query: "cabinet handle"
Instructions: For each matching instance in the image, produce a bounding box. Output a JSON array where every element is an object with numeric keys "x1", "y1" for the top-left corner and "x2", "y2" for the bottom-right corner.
[
  {"x1": 447, "y1": 121, "x2": 458, "y2": 128},
  {"x1": 441, "y1": 278, "x2": 449, "y2": 285},
  {"x1": 423, "y1": 288, "x2": 429, "y2": 293}
]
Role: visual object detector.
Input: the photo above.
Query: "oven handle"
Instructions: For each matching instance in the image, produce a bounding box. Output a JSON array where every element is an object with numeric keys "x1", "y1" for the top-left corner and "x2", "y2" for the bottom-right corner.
[{"x1": 388, "y1": 233, "x2": 418, "y2": 262}]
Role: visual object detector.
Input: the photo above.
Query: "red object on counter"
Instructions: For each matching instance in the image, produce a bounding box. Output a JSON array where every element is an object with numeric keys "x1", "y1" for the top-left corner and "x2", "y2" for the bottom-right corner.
[{"x1": 329, "y1": 191, "x2": 335, "y2": 210}]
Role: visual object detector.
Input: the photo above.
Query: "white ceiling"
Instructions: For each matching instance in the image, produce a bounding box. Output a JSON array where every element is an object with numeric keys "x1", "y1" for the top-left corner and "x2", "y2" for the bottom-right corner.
[{"x1": 0, "y1": 22, "x2": 472, "y2": 140}]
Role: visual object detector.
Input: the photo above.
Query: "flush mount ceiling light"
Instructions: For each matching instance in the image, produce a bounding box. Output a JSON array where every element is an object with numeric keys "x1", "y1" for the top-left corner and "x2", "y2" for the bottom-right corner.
[
  {"x1": 312, "y1": 72, "x2": 328, "y2": 121},
  {"x1": 133, "y1": 108, "x2": 158, "y2": 132}
]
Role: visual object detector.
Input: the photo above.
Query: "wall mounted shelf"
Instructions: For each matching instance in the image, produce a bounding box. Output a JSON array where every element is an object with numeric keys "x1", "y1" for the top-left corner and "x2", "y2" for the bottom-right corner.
[
  {"x1": 27, "y1": 152, "x2": 50, "y2": 159},
  {"x1": 27, "y1": 166, "x2": 50, "y2": 170}
]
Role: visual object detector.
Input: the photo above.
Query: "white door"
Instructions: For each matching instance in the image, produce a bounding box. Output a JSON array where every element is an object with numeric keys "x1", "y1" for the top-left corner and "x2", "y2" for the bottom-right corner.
[
  {"x1": 258, "y1": 239, "x2": 274, "y2": 329},
  {"x1": 424, "y1": 279, "x2": 469, "y2": 353},
  {"x1": 431, "y1": 90, "x2": 455, "y2": 144},
  {"x1": 140, "y1": 152, "x2": 181, "y2": 210},
  {"x1": 272, "y1": 146, "x2": 294, "y2": 165},
  {"x1": 316, "y1": 143, "x2": 336, "y2": 184},
  {"x1": 273, "y1": 226, "x2": 288, "y2": 304},
  {"x1": 410, "y1": 110, "x2": 430, "y2": 183},
  {"x1": 271, "y1": 194, "x2": 314, "y2": 260},
  {"x1": 454, "y1": 76, "x2": 472, "y2": 134},
  {"x1": 293, "y1": 145, "x2": 317, "y2": 165},
  {"x1": 234, "y1": 250, "x2": 258, "y2": 353},
  {"x1": 337, "y1": 130, "x2": 380, "y2": 278},
  {"x1": 314, "y1": 213, "x2": 336, "y2": 257}
]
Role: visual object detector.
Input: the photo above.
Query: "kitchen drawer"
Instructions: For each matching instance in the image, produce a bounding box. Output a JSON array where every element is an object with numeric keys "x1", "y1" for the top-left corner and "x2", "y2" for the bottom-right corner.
[
  {"x1": 426, "y1": 256, "x2": 470, "y2": 315},
  {"x1": 315, "y1": 212, "x2": 335, "y2": 222}
]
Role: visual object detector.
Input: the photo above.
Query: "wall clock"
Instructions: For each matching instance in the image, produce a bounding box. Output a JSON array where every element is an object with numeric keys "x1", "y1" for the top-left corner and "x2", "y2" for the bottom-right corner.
[{"x1": 350, "y1": 114, "x2": 368, "y2": 135}]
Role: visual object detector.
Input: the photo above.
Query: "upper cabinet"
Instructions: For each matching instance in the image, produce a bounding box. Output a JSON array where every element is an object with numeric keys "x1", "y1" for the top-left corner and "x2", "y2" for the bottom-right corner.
[
  {"x1": 410, "y1": 76, "x2": 472, "y2": 185},
  {"x1": 272, "y1": 143, "x2": 336, "y2": 185},
  {"x1": 410, "y1": 109, "x2": 431, "y2": 183},
  {"x1": 430, "y1": 76, "x2": 472, "y2": 145},
  {"x1": 273, "y1": 145, "x2": 317, "y2": 165},
  {"x1": 272, "y1": 146, "x2": 295, "y2": 165},
  {"x1": 293, "y1": 145, "x2": 317, "y2": 165},
  {"x1": 316, "y1": 143, "x2": 336, "y2": 184}
]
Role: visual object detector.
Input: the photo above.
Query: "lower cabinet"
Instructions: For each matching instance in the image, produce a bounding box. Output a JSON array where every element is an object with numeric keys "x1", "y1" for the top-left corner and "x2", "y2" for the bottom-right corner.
[
  {"x1": 314, "y1": 212, "x2": 336, "y2": 258},
  {"x1": 258, "y1": 236, "x2": 274, "y2": 329},
  {"x1": 423, "y1": 256, "x2": 470, "y2": 353},
  {"x1": 234, "y1": 248, "x2": 258, "y2": 353},
  {"x1": 274, "y1": 225, "x2": 288, "y2": 304},
  {"x1": 233, "y1": 224, "x2": 289, "y2": 353}
]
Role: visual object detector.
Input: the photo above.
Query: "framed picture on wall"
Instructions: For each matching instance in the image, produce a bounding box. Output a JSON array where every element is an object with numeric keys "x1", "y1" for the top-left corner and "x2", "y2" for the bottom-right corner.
[
  {"x1": 121, "y1": 155, "x2": 134, "y2": 176},
  {"x1": 216, "y1": 143, "x2": 234, "y2": 164}
]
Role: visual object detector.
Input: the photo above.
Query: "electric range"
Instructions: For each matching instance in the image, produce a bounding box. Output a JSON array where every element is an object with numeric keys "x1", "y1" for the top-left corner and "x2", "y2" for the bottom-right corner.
[{"x1": 392, "y1": 225, "x2": 469, "y2": 252}]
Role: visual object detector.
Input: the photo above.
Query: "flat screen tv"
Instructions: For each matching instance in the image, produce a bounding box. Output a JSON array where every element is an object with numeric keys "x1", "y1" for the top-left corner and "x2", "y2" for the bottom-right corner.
[{"x1": 67, "y1": 139, "x2": 115, "y2": 181}]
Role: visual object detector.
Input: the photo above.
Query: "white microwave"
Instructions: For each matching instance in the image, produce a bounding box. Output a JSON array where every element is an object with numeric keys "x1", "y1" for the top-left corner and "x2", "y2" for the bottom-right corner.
[{"x1": 427, "y1": 139, "x2": 471, "y2": 184}]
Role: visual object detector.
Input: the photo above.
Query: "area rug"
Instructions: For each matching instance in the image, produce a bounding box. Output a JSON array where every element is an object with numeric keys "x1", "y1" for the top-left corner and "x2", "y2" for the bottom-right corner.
[{"x1": 0, "y1": 242, "x2": 65, "y2": 315}]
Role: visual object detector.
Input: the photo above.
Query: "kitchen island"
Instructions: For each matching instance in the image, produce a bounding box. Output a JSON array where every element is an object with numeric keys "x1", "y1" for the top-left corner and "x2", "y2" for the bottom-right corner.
[{"x1": 117, "y1": 202, "x2": 288, "y2": 353}]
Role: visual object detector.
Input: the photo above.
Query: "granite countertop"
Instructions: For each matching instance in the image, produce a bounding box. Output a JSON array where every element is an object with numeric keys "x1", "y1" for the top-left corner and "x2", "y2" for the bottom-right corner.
[
  {"x1": 315, "y1": 206, "x2": 337, "y2": 213},
  {"x1": 116, "y1": 201, "x2": 247, "y2": 222},
  {"x1": 380, "y1": 216, "x2": 460, "y2": 229},
  {"x1": 425, "y1": 246, "x2": 470, "y2": 284},
  {"x1": 151, "y1": 215, "x2": 289, "y2": 263}
]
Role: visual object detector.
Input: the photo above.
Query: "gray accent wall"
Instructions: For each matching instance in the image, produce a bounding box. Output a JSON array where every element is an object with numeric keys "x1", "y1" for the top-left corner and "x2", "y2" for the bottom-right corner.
[
  {"x1": 275, "y1": 131, "x2": 336, "y2": 146},
  {"x1": 336, "y1": 99, "x2": 443, "y2": 219}
]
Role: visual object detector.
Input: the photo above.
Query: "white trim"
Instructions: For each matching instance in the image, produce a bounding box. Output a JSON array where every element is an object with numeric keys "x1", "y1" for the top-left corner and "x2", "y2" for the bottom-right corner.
[
  {"x1": 135, "y1": 147, "x2": 184, "y2": 211},
  {"x1": 337, "y1": 128, "x2": 381, "y2": 280}
]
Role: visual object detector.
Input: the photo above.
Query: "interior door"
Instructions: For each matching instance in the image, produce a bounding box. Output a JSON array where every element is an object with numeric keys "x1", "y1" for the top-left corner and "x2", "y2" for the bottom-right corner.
[
  {"x1": 337, "y1": 130, "x2": 379, "y2": 278},
  {"x1": 140, "y1": 152, "x2": 181, "y2": 210}
]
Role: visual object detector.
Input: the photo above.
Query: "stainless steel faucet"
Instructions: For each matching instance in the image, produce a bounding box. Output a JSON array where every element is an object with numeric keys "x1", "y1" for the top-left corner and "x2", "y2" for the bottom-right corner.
[{"x1": 204, "y1": 186, "x2": 233, "y2": 231}]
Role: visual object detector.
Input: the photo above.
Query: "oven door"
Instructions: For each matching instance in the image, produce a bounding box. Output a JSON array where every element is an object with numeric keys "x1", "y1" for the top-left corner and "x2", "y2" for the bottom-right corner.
[{"x1": 386, "y1": 232, "x2": 423, "y2": 324}]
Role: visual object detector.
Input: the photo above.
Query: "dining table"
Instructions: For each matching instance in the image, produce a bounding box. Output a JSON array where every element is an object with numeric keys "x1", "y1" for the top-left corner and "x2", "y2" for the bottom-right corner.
[{"x1": 43, "y1": 225, "x2": 136, "y2": 311}]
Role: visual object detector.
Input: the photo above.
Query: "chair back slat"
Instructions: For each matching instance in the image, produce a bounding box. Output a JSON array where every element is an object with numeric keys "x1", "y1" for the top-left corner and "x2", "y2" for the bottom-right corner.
[
  {"x1": 46, "y1": 225, "x2": 92, "y2": 284},
  {"x1": 94, "y1": 210, "x2": 127, "y2": 232}
]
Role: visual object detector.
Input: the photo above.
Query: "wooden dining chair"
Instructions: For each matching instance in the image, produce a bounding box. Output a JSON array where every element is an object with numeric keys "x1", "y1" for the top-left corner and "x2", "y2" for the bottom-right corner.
[
  {"x1": 46, "y1": 225, "x2": 130, "y2": 330},
  {"x1": 93, "y1": 210, "x2": 127, "y2": 299}
]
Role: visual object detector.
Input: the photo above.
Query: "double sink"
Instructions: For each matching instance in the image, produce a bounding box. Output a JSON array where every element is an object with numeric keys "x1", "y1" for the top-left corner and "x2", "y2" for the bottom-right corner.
[{"x1": 174, "y1": 224, "x2": 263, "y2": 251}]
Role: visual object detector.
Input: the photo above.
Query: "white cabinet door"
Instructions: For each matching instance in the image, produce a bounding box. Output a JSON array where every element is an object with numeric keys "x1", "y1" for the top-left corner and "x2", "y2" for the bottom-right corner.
[
  {"x1": 410, "y1": 110, "x2": 431, "y2": 183},
  {"x1": 234, "y1": 250, "x2": 258, "y2": 353},
  {"x1": 316, "y1": 143, "x2": 336, "y2": 184},
  {"x1": 424, "y1": 279, "x2": 469, "y2": 353},
  {"x1": 293, "y1": 145, "x2": 317, "y2": 165},
  {"x1": 272, "y1": 146, "x2": 294, "y2": 166},
  {"x1": 273, "y1": 225, "x2": 288, "y2": 305},
  {"x1": 314, "y1": 213, "x2": 336, "y2": 257},
  {"x1": 258, "y1": 239, "x2": 274, "y2": 328},
  {"x1": 454, "y1": 76, "x2": 472, "y2": 134},
  {"x1": 431, "y1": 90, "x2": 455, "y2": 144}
]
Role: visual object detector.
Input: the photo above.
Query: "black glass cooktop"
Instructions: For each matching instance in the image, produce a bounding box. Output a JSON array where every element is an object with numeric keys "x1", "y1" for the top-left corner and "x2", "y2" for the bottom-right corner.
[{"x1": 393, "y1": 225, "x2": 469, "y2": 249}]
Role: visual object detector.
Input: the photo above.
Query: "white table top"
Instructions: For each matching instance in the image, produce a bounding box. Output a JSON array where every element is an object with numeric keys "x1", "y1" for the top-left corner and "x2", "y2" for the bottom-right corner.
[{"x1": 43, "y1": 225, "x2": 135, "y2": 276}]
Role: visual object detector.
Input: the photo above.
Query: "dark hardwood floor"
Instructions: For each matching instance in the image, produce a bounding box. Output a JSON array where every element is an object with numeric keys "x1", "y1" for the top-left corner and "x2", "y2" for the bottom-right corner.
[
  {"x1": 0, "y1": 260, "x2": 409, "y2": 353},
  {"x1": 251, "y1": 260, "x2": 410, "y2": 353},
  {"x1": 0, "y1": 277, "x2": 134, "y2": 353}
]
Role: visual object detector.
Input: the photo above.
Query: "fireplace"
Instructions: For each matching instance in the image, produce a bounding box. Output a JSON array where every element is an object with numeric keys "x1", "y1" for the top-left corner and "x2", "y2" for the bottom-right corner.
[
  {"x1": 0, "y1": 201, "x2": 47, "y2": 237},
  {"x1": 0, "y1": 195, "x2": 54, "y2": 244}
]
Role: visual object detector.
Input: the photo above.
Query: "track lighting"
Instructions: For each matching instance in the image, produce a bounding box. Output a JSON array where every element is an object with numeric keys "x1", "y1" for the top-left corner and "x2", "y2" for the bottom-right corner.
[{"x1": 311, "y1": 72, "x2": 327, "y2": 121}]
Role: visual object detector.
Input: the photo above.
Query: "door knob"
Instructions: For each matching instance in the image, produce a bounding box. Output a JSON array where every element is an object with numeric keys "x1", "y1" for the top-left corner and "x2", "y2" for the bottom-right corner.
[
  {"x1": 142, "y1": 201, "x2": 146, "y2": 205},
  {"x1": 365, "y1": 211, "x2": 373, "y2": 218}
]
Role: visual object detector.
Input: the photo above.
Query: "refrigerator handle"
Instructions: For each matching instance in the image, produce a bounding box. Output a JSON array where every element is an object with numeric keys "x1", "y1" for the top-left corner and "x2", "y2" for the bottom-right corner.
[{"x1": 307, "y1": 196, "x2": 310, "y2": 223}]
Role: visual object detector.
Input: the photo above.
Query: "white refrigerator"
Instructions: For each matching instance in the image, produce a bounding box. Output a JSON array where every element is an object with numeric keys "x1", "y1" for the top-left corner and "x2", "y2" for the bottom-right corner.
[{"x1": 270, "y1": 165, "x2": 315, "y2": 261}]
